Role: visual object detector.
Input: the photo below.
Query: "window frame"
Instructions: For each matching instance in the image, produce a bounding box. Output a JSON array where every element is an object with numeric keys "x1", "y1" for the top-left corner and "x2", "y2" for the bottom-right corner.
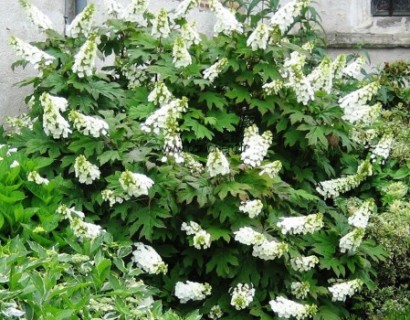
[{"x1": 372, "y1": 0, "x2": 410, "y2": 16}]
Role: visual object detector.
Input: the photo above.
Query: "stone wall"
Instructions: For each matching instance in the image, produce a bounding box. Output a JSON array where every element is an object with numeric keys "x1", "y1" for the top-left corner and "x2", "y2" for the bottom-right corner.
[{"x1": 0, "y1": 0, "x2": 408, "y2": 121}]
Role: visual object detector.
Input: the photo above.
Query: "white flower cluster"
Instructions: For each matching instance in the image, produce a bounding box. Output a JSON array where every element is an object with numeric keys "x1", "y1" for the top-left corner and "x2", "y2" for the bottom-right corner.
[
  {"x1": 5, "y1": 114, "x2": 34, "y2": 136},
  {"x1": 101, "y1": 189, "x2": 129, "y2": 207},
  {"x1": 253, "y1": 238, "x2": 289, "y2": 260},
  {"x1": 174, "y1": 0, "x2": 200, "y2": 19},
  {"x1": 269, "y1": 297, "x2": 317, "y2": 320},
  {"x1": 371, "y1": 134, "x2": 394, "y2": 162},
  {"x1": 234, "y1": 227, "x2": 265, "y2": 246},
  {"x1": 203, "y1": 58, "x2": 228, "y2": 83},
  {"x1": 151, "y1": 9, "x2": 170, "y2": 39},
  {"x1": 132, "y1": 242, "x2": 168, "y2": 274},
  {"x1": 277, "y1": 213, "x2": 323, "y2": 235},
  {"x1": 239, "y1": 200, "x2": 263, "y2": 218},
  {"x1": 69, "y1": 110, "x2": 109, "y2": 137},
  {"x1": 130, "y1": 0, "x2": 150, "y2": 15},
  {"x1": 210, "y1": 0, "x2": 243, "y2": 36},
  {"x1": 174, "y1": 281, "x2": 212, "y2": 303},
  {"x1": 40, "y1": 93, "x2": 72, "y2": 139},
  {"x1": 182, "y1": 152, "x2": 204, "y2": 175},
  {"x1": 282, "y1": 51, "x2": 314, "y2": 105},
  {"x1": 291, "y1": 281, "x2": 310, "y2": 299},
  {"x1": 74, "y1": 155, "x2": 101, "y2": 185},
  {"x1": 27, "y1": 171, "x2": 49, "y2": 185},
  {"x1": 348, "y1": 199, "x2": 374, "y2": 229},
  {"x1": 19, "y1": 0, "x2": 53, "y2": 31},
  {"x1": 72, "y1": 34, "x2": 98, "y2": 78},
  {"x1": 181, "y1": 221, "x2": 212, "y2": 249},
  {"x1": 180, "y1": 22, "x2": 201, "y2": 47},
  {"x1": 339, "y1": 228, "x2": 365, "y2": 254},
  {"x1": 307, "y1": 56, "x2": 333, "y2": 94},
  {"x1": 270, "y1": 0, "x2": 309, "y2": 35},
  {"x1": 104, "y1": 0, "x2": 126, "y2": 19},
  {"x1": 338, "y1": 81, "x2": 380, "y2": 124},
  {"x1": 328, "y1": 279, "x2": 362, "y2": 302},
  {"x1": 259, "y1": 161, "x2": 282, "y2": 178},
  {"x1": 247, "y1": 22, "x2": 270, "y2": 50},
  {"x1": 147, "y1": 82, "x2": 173, "y2": 106},
  {"x1": 119, "y1": 170, "x2": 154, "y2": 198},
  {"x1": 163, "y1": 133, "x2": 184, "y2": 163},
  {"x1": 316, "y1": 160, "x2": 373, "y2": 199},
  {"x1": 206, "y1": 148, "x2": 230, "y2": 177},
  {"x1": 342, "y1": 56, "x2": 366, "y2": 79},
  {"x1": 332, "y1": 54, "x2": 347, "y2": 80},
  {"x1": 66, "y1": 4, "x2": 95, "y2": 38},
  {"x1": 241, "y1": 125, "x2": 272, "y2": 167},
  {"x1": 263, "y1": 80, "x2": 284, "y2": 95},
  {"x1": 291, "y1": 255, "x2": 319, "y2": 272},
  {"x1": 208, "y1": 305, "x2": 223, "y2": 319},
  {"x1": 172, "y1": 37, "x2": 192, "y2": 68},
  {"x1": 383, "y1": 181, "x2": 408, "y2": 200},
  {"x1": 57, "y1": 205, "x2": 104, "y2": 240},
  {"x1": 230, "y1": 283, "x2": 255, "y2": 310},
  {"x1": 9, "y1": 36, "x2": 55, "y2": 73},
  {"x1": 122, "y1": 63, "x2": 149, "y2": 89}
]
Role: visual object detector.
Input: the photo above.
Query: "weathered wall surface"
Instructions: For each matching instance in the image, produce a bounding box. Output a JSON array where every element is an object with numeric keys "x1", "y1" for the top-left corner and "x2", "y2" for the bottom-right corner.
[{"x1": 0, "y1": 0, "x2": 409, "y2": 121}]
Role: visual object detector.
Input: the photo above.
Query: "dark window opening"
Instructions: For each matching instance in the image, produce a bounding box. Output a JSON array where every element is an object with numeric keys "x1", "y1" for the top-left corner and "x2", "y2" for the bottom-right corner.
[{"x1": 372, "y1": 0, "x2": 410, "y2": 16}]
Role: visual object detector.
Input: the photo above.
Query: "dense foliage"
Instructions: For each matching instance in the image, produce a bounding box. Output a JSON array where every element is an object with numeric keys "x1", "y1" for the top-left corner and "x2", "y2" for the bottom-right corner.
[{"x1": 4, "y1": 0, "x2": 409, "y2": 319}]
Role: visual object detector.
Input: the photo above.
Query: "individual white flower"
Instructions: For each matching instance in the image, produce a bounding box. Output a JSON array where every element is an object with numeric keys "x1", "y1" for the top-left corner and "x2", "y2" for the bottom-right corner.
[
  {"x1": 342, "y1": 56, "x2": 366, "y2": 79},
  {"x1": 307, "y1": 56, "x2": 333, "y2": 94},
  {"x1": 259, "y1": 161, "x2": 282, "y2": 178},
  {"x1": 5, "y1": 114, "x2": 34, "y2": 136},
  {"x1": 2, "y1": 302, "x2": 25, "y2": 318},
  {"x1": 119, "y1": 171, "x2": 154, "y2": 198},
  {"x1": 182, "y1": 221, "x2": 211, "y2": 249},
  {"x1": 239, "y1": 200, "x2": 263, "y2": 218},
  {"x1": 66, "y1": 4, "x2": 95, "y2": 38},
  {"x1": 7, "y1": 147, "x2": 18, "y2": 156},
  {"x1": 10, "y1": 160, "x2": 20, "y2": 169},
  {"x1": 291, "y1": 281, "x2": 310, "y2": 299},
  {"x1": 338, "y1": 81, "x2": 380, "y2": 124},
  {"x1": 147, "y1": 82, "x2": 173, "y2": 106},
  {"x1": 316, "y1": 160, "x2": 373, "y2": 199},
  {"x1": 68, "y1": 110, "x2": 109, "y2": 137},
  {"x1": 172, "y1": 37, "x2": 192, "y2": 68},
  {"x1": 104, "y1": 0, "x2": 126, "y2": 19},
  {"x1": 208, "y1": 305, "x2": 223, "y2": 319},
  {"x1": 57, "y1": 205, "x2": 85, "y2": 220},
  {"x1": 203, "y1": 58, "x2": 228, "y2": 83},
  {"x1": 9, "y1": 36, "x2": 55, "y2": 73},
  {"x1": 212, "y1": 2, "x2": 243, "y2": 36},
  {"x1": 72, "y1": 34, "x2": 98, "y2": 78},
  {"x1": 270, "y1": 0, "x2": 309, "y2": 35},
  {"x1": 141, "y1": 97, "x2": 188, "y2": 134},
  {"x1": 348, "y1": 200, "x2": 374, "y2": 229},
  {"x1": 40, "y1": 93, "x2": 72, "y2": 139},
  {"x1": 247, "y1": 22, "x2": 270, "y2": 50},
  {"x1": 101, "y1": 189, "x2": 129, "y2": 207},
  {"x1": 371, "y1": 134, "x2": 394, "y2": 162},
  {"x1": 19, "y1": 0, "x2": 54, "y2": 31},
  {"x1": 230, "y1": 283, "x2": 255, "y2": 310},
  {"x1": 328, "y1": 279, "x2": 362, "y2": 302},
  {"x1": 180, "y1": 22, "x2": 201, "y2": 48},
  {"x1": 74, "y1": 155, "x2": 101, "y2": 185},
  {"x1": 252, "y1": 239, "x2": 288, "y2": 260},
  {"x1": 174, "y1": 0, "x2": 200, "y2": 19},
  {"x1": 234, "y1": 227, "x2": 265, "y2": 246},
  {"x1": 290, "y1": 255, "x2": 319, "y2": 272},
  {"x1": 175, "y1": 281, "x2": 212, "y2": 303},
  {"x1": 151, "y1": 9, "x2": 171, "y2": 39},
  {"x1": 339, "y1": 228, "x2": 365, "y2": 254},
  {"x1": 71, "y1": 218, "x2": 104, "y2": 240},
  {"x1": 132, "y1": 242, "x2": 168, "y2": 274},
  {"x1": 277, "y1": 213, "x2": 323, "y2": 235},
  {"x1": 263, "y1": 80, "x2": 283, "y2": 95},
  {"x1": 27, "y1": 171, "x2": 49, "y2": 185},
  {"x1": 269, "y1": 297, "x2": 317, "y2": 320},
  {"x1": 241, "y1": 125, "x2": 272, "y2": 167},
  {"x1": 206, "y1": 148, "x2": 230, "y2": 177}
]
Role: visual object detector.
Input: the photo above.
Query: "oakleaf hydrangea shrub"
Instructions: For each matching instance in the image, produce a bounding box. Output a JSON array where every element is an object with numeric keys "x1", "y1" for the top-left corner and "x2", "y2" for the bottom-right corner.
[{"x1": 5, "y1": 0, "x2": 393, "y2": 318}]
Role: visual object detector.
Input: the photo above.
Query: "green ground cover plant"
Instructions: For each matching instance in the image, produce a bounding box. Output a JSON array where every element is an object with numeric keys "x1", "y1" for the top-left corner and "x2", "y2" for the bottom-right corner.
[{"x1": 3, "y1": 0, "x2": 409, "y2": 319}]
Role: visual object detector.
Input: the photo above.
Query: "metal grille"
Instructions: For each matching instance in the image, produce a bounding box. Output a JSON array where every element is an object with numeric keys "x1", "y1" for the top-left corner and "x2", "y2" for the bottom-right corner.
[{"x1": 372, "y1": 0, "x2": 410, "y2": 16}]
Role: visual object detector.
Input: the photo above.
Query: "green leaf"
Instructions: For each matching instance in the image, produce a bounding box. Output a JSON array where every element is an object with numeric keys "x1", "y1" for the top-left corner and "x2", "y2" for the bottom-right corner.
[{"x1": 206, "y1": 249, "x2": 239, "y2": 277}]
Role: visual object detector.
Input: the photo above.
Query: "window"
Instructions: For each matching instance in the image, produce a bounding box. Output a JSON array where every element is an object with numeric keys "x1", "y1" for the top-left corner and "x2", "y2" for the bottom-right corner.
[{"x1": 372, "y1": 0, "x2": 410, "y2": 16}]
